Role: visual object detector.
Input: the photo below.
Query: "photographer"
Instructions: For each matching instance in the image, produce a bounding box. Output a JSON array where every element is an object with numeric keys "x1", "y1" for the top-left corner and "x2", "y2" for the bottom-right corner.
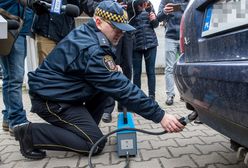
[
  {"x1": 129, "y1": 0, "x2": 159, "y2": 100},
  {"x1": 157, "y1": 0, "x2": 189, "y2": 105},
  {"x1": 25, "y1": 0, "x2": 99, "y2": 64}
]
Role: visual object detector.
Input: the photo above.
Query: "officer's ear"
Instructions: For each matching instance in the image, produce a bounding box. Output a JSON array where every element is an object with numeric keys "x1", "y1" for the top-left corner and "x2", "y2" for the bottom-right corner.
[{"x1": 95, "y1": 16, "x2": 103, "y2": 31}]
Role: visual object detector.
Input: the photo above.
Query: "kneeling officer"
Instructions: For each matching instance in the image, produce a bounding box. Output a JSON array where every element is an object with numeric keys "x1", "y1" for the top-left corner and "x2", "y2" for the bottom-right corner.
[{"x1": 14, "y1": 1, "x2": 184, "y2": 159}]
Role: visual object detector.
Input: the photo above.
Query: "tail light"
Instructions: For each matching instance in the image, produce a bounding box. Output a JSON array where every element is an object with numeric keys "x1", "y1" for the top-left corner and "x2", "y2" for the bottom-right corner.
[{"x1": 180, "y1": 14, "x2": 185, "y2": 54}]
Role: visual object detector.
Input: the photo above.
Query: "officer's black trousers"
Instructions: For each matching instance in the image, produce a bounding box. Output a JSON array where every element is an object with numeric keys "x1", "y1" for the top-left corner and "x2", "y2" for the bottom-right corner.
[{"x1": 29, "y1": 93, "x2": 109, "y2": 154}]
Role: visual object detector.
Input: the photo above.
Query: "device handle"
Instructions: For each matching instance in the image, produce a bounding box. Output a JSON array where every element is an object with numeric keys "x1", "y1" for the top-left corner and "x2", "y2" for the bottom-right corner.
[{"x1": 123, "y1": 107, "x2": 128, "y2": 124}]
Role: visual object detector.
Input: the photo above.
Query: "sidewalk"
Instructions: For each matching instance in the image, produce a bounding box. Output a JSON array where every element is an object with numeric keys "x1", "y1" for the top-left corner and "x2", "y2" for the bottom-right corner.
[{"x1": 0, "y1": 75, "x2": 246, "y2": 168}]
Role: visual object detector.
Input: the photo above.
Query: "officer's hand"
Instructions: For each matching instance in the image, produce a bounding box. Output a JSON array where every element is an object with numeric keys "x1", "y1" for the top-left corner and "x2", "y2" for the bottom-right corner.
[{"x1": 160, "y1": 113, "x2": 184, "y2": 133}]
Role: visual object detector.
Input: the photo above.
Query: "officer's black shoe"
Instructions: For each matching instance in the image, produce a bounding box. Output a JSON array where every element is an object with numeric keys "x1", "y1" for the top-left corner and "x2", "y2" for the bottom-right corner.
[
  {"x1": 14, "y1": 123, "x2": 46, "y2": 160},
  {"x1": 165, "y1": 96, "x2": 174, "y2": 106},
  {"x1": 102, "y1": 113, "x2": 112, "y2": 123}
]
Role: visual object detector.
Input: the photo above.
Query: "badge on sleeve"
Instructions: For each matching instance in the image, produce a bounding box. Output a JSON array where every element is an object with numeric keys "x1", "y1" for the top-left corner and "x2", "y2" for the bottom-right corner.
[{"x1": 103, "y1": 55, "x2": 117, "y2": 72}]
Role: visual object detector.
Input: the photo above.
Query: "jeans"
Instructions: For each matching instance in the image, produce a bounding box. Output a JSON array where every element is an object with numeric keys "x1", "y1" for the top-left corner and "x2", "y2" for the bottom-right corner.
[
  {"x1": 164, "y1": 38, "x2": 180, "y2": 98},
  {"x1": 0, "y1": 35, "x2": 28, "y2": 128},
  {"x1": 133, "y1": 47, "x2": 157, "y2": 97}
]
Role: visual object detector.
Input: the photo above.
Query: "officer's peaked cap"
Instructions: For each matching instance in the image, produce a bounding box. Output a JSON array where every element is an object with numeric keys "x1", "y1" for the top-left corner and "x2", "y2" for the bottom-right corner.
[{"x1": 95, "y1": 1, "x2": 135, "y2": 32}]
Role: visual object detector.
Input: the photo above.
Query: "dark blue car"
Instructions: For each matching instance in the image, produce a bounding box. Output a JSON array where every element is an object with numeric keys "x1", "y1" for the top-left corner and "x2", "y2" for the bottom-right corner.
[{"x1": 174, "y1": 0, "x2": 248, "y2": 165}]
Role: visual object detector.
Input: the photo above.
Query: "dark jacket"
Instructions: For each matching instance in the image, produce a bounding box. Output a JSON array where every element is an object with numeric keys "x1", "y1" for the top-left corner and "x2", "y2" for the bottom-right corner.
[
  {"x1": 0, "y1": 0, "x2": 33, "y2": 36},
  {"x1": 28, "y1": 19, "x2": 165, "y2": 123},
  {"x1": 32, "y1": 0, "x2": 98, "y2": 42},
  {"x1": 157, "y1": 0, "x2": 188, "y2": 40},
  {"x1": 130, "y1": 9, "x2": 158, "y2": 51}
]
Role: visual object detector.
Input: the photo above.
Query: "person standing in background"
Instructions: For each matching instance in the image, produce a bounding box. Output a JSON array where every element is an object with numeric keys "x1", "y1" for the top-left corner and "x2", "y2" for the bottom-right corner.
[
  {"x1": 129, "y1": 0, "x2": 158, "y2": 100},
  {"x1": 157, "y1": 0, "x2": 188, "y2": 105},
  {"x1": 102, "y1": 0, "x2": 134, "y2": 123},
  {"x1": 0, "y1": 0, "x2": 33, "y2": 136},
  {"x1": 30, "y1": 0, "x2": 99, "y2": 64},
  {"x1": 101, "y1": 31, "x2": 134, "y2": 123}
]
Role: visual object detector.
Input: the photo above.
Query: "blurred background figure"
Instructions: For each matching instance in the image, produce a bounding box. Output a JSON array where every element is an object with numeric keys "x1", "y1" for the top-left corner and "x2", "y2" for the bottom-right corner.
[
  {"x1": 102, "y1": 0, "x2": 135, "y2": 123},
  {"x1": 129, "y1": 0, "x2": 158, "y2": 100},
  {"x1": 27, "y1": 0, "x2": 99, "y2": 64},
  {"x1": 157, "y1": 0, "x2": 189, "y2": 106}
]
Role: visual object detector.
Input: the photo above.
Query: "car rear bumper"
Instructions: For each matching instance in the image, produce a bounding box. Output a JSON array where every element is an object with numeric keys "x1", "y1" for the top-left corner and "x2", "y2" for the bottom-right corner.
[{"x1": 174, "y1": 54, "x2": 248, "y2": 148}]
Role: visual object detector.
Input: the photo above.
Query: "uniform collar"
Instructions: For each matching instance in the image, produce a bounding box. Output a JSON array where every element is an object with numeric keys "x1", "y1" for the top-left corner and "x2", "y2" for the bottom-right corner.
[
  {"x1": 88, "y1": 19, "x2": 111, "y2": 47},
  {"x1": 96, "y1": 32, "x2": 110, "y2": 47},
  {"x1": 88, "y1": 19, "x2": 116, "y2": 59}
]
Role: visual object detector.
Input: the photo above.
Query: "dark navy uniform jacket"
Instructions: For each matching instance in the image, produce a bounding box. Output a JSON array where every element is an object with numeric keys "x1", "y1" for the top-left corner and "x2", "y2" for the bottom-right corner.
[{"x1": 28, "y1": 19, "x2": 165, "y2": 123}]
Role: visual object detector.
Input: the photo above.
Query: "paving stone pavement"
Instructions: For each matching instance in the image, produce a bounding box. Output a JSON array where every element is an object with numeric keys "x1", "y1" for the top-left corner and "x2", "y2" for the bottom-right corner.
[{"x1": 0, "y1": 75, "x2": 247, "y2": 168}]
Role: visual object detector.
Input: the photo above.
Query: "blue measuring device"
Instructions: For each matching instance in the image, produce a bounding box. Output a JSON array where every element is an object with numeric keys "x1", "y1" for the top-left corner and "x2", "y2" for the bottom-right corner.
[{"x1": 117, "y1": 108, "x2": 137, "y2": 157}]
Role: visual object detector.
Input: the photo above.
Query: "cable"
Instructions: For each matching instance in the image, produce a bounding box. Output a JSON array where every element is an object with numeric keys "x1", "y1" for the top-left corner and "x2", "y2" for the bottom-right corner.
[
  {"x1": 88, "y1": 127, "x2": 167, "y2": 168},
  {"x1": 124, "y1": 151, "x2": 130, "y2": 168},
  {"x1": 88, "y1": 111, "x2": 198, "y2": 168}
]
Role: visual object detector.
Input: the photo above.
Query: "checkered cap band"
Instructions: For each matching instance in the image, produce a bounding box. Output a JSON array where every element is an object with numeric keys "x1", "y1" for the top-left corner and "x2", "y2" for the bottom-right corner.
[{"x1": 95, "y1": 7, "x2": 128, "y2": 24}]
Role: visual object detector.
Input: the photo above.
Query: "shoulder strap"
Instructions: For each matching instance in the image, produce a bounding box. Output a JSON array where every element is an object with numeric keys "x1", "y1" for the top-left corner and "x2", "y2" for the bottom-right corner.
[
  {"x1": 0, "y1": 7, "x2": 24, "y2": 31},
  {"x1": 0, "y1": 8, "x2": 20, "y2": 20},
  {"x1": 17, "y1": 0, "x2": 26, "y2": 19}
]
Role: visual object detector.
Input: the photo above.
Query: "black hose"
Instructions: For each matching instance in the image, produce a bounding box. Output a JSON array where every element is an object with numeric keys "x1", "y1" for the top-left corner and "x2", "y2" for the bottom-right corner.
[
  {"x1": 88, "y1": 128, "x2": 167, "y2": 168},
  {"x1": 124, "y1": 152, "x2": 130, "y2": 168},
  {"x1": 88, "y1": 111, "x2": 198, "y2": 168}
]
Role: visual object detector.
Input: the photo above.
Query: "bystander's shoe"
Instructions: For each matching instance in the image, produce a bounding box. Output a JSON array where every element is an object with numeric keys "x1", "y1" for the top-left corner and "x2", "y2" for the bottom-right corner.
[
  {"x1": 102, "y1": 112, "x2": 112, "y2": 123},
  {"x1": 2, "y1": 120, "x2": 9, "y2": 132},
  {"x1": 3, "y1": 120, "x2": 21, "y2": 137},
  {"x1": 165, "y1": 96, "x2": 174, "y2": 106},
  {"x1": 14, "y1": 123, "x2": 46, "y2": 160}
]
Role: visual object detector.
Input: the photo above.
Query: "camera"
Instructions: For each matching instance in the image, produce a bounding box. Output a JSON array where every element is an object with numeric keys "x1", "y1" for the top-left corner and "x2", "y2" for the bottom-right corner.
[{"x1": 20, "y1": 0, "x2": 50, "y2": 15}]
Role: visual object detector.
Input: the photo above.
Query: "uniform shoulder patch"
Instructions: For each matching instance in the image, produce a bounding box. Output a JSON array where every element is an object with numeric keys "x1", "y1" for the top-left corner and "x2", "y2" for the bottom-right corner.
[{"x1": 103, "y1": 55, "x2": 117, "y2": 72}]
